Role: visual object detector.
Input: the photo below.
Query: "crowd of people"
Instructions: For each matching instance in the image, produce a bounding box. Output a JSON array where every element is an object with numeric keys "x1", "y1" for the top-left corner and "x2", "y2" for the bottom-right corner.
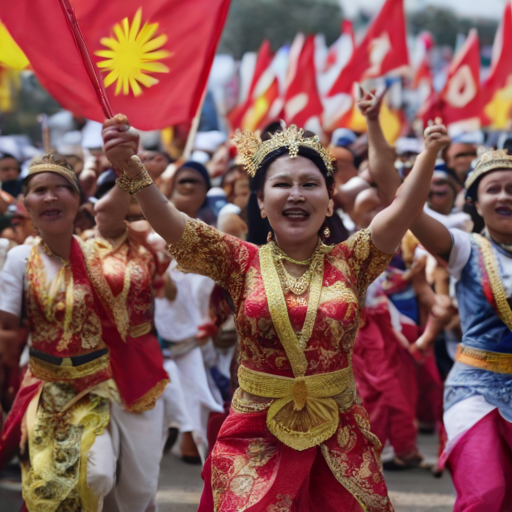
[{"x1": 0, "y1": 85, "x2": 510, "y2": 512}]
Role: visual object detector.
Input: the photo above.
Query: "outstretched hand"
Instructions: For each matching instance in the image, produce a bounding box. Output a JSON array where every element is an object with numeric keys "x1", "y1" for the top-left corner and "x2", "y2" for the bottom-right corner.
[
  {"x1": 356, "y1": 85, "x2": 386, "y2": 121},
  {"x1": 102, "y1": 114, "x2": 140, "y2": 177},
  {"x1": 423, "y1": 118, "x2": 450, "y2": 154}
]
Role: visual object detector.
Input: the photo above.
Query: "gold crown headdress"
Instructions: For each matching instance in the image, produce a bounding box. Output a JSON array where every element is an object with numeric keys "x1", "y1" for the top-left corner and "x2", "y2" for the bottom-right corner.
[
  {"x1": 25, "y1": 155, "x2": 80, "y2": 193},
  {"x1": 465, "y1": 148, "x2": 512, "y2": 196},
  {"x1": 233, "y1": 123, "x2": 335, "y2": 178}
]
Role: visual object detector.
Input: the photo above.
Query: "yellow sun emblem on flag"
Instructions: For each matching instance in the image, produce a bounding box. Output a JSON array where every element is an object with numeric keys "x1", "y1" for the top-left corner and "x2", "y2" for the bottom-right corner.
[{"x1": 95, "y1": 8, "x2": 172, "y2": 96}]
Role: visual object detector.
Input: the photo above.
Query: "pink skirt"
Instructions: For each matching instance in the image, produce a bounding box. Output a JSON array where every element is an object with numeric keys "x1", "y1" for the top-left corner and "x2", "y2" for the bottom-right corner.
[{"x1": 446, "y1": 408, "x2": 512, "y2": 512}]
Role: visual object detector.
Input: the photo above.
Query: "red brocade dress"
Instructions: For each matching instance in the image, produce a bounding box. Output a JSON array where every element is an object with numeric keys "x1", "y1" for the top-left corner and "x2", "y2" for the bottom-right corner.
[{"x1": 169, "y1": 219, "x2": 395, "y2": 512}]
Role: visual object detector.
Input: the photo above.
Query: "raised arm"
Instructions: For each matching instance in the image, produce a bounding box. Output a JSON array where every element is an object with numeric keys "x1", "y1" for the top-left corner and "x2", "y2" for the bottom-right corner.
[
  {"x1": 94, "y1": 183, "x2": 131, "y2": 240},
  {"x1": 369, "y1": 120, "x2": 451, "y2": 254},
  {"x1": 409, "y1": 211, "x2": 453, "y2": 260},
  {"x1": 358, "y1": 87, "x2": 401, "y2": 207},
  {"x1": 102, "y1": 116, "x2": 186, "y2": 244}
]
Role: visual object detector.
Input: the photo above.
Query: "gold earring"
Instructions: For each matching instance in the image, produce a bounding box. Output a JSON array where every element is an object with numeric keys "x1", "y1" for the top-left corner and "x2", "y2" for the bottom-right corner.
[
  {"x1": 323, "y1": 226, "x2": 331, "y2": 239},
  {"x1": 267, "y1": 231, "x2": 274, "y2": 243}
]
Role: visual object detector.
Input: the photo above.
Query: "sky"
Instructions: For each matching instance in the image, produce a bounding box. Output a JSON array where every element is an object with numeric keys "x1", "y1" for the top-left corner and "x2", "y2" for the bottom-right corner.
[{"x1": 339, "y1": 0, "x2": 508, "y2": 20}]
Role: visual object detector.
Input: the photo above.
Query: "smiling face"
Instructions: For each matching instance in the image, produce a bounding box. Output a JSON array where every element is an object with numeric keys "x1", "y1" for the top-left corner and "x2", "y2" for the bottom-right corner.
[
  {"x1": 257, "y1": 155, "x2": 333, "y2": 247},
  {"x1": 171, "y1": 168, "x2": 207, "y2": 218},
  {"x1": 475, "y1": 170, "x2": 512, "y2": 242},
  {"x1": 24, "y1": 172, "x2": 80, "y2": 237}
]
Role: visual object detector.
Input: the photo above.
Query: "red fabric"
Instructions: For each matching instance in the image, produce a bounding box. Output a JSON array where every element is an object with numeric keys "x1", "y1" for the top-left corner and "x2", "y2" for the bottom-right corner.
[
  {"x1": 353, "y1": 307, "x2": 418, "y2": 457},
  {"x1": 422, "y1": 29, "x2": 481, "y2": 127},
  {"x1": 70, "y1": 238, "x2": 168, "y2": 409},
  {"x1": 328, "y1": 0, "x2": 408, "y2": 96},
  {"x1": 400, "y1": 322, "x2": 443, "y2": 426},
  {"x1": 284, "y1": 36, "x2": 324, "y2": 128},
  {"x1": 0, "y1": 373, "x2": 41, "y2": 470},
  {"x1": 0, "y1": 0, "x2": 231, "y2": 129},
  {"x1": 480, "y1": 1, "x2": 512, "y2": 126},
  {"x1": 228, "y1": 40, "x2": 274, "y2": 131},
  {"x1": 198, "y1": 408, "x2": 390, "y2": 512},
  {"x1": 447, "y1": 409, "x2": 512, "y2": 512}
]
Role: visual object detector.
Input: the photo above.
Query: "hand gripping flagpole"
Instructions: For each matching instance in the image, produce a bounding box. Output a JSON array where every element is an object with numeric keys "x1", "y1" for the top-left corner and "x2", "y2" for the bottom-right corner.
[{"x1": 58, "y1": 0, "x2": 114, "y2": 119}]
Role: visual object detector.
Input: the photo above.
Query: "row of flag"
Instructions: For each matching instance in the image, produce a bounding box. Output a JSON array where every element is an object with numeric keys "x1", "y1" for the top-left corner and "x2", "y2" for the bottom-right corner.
[
  {"x1": 0, "y1": 0, "x2": 511, "y2": 138},
  {"x1": 229, "y1": 0, "x2": 512, "y2": 139}
]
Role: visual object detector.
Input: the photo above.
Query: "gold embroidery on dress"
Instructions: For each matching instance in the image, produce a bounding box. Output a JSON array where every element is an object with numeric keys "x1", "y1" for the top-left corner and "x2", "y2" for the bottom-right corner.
[
  {"x1": 27, "y1": 241, "x2": 102, "y2": 352},
  {"x1": 29, "y1": 354, "x2": 110, "y2": 383},
  {"x1": 169, "y1": 218, "x2": 251, "y2": 307},
  {"x1": 23, "y1": 383, "x2": 110, "y2": 512},
  {"x1": 473, "y1": 234, "x2": 512, "y2": 331},
  {"x1": 211, "y1": 439, "x2": 279, "y2": 512},
  {"x1": 320, "y1": 444, "x2": 394, "y2": 511},
  {"x1": 266, "y1": 494, "x2": 293, "y2": 512},
  {"x1": 82, "y1": 238, "x2": 133, "y2": 341}
]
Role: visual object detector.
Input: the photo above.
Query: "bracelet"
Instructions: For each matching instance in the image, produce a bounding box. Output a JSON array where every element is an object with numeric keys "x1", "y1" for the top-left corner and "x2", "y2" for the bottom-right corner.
[
  {"x1": 130, "y1": 167, "x2": 153, "y2": 194},
  {"x1": 115, "y1": 167, "x2": 153, "y2": 195}
]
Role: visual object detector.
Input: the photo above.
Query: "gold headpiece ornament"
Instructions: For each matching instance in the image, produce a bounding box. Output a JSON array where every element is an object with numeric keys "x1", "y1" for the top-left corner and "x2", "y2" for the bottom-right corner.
[
  {"x1": 26, "y1": 155, "x2": 80, "y2": 193},
  {"x1": 465, "y1": 148, "x2": 512, "y2": 196},
  {"x1": 233, "y1": 123, "x2": 335, "y2": 178}
]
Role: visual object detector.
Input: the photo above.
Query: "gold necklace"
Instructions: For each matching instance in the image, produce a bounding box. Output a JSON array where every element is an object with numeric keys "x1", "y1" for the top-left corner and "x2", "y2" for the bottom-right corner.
[
  {"x1": 275, "y1": 258, "x2": 312, "y2": 295},
  {"x1": 273, "y1": 244, "x2": 314, "y2": 266}
]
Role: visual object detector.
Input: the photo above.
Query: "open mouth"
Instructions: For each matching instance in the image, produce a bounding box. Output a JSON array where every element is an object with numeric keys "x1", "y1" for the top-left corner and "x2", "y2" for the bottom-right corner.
[
  {"x1": 40, "y1": 208, "x2": 63, "y2": 220},
  {"x1": 496, "y1": 206, "x2": 512, "y2": 216},
  {"x1": 282, "y1": 207, "x2": 310, "y2": 221}
]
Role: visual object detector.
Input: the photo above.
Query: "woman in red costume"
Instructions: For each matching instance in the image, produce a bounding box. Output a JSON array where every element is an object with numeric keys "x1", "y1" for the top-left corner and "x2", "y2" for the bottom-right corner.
[
  {"x1": 103, "y1": 113, "x2": 450, "y2": 512},
  {"x1": 0, "y1": 154, "x2": 168, "y2": 511}
]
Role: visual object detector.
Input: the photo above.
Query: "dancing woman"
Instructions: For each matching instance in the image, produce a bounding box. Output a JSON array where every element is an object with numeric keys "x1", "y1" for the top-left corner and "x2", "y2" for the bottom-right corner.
[
  {"x1": 103, "y1": 115, "x2": 449, "y2": 511},
  {"x1": 0, "y1": 154, "x2": 168, "y2": 511},
  {"x1": 408, "y1": 149, "x2": 512, "y2": 511}
]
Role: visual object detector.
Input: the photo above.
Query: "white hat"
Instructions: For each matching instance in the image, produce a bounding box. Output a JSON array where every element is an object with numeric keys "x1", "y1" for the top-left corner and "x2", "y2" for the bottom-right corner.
[
  {"x1": 82, "y1": 120, "x2": 104, "y2": 149},
  {"x1": 395, "y1": 137, "x2": 422, "y2": 155},
  {"x1": 194, "y1": 131, "x2": 226, "y2": 153}
]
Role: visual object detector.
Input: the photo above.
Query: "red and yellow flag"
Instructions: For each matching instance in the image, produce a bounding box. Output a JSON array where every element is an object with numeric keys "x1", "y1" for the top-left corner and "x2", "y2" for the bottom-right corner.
[
  {"x1": 0, "y1": 0, "x2": 231, "y2": 129},
  {"x1": 481, "y1": 0, "x2": 512, "y2": 129}
]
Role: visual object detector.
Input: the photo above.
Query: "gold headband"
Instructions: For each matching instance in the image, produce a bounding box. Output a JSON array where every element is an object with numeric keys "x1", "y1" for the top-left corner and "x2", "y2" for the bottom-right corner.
[
  {"x1": 27, "y1": 164, "x2": 80, "y2": 193},
  {"x1": 233, "y1": 123, "x2": 335, "y2": 178},
  {"x1": 465, "y1": 148, "x2": 512, "y2": 192}
]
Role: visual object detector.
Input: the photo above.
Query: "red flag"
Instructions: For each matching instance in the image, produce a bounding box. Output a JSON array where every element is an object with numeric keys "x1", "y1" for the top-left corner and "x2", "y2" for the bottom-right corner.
[
  {"x1": 481, "y1": 0, "x2": 512, "y2": 128},
  {"x1": 324, "y1": 21, "x2": 355, "y2": 72},
  {"x1": 438, "y1": 29, "x2": 481, "y2": 127},
  {"x1": 283, "y1": 36, "x2": 323, "y2": 128},
  {"x1": 0, "y1": 0, "x2": 231, "y2": 129},
  {"x1": 328, "y1": 0, "x2": 408, "y2": 96},
  {"x1": 228, "y1": 40, "x2": 274, "y2": 131}
]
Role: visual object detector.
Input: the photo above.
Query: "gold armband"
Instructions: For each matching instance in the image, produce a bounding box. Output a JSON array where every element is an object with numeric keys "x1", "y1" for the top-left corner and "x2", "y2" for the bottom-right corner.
[{"x1": 115, "y1": 164, "x2": 153, "y2": 195}]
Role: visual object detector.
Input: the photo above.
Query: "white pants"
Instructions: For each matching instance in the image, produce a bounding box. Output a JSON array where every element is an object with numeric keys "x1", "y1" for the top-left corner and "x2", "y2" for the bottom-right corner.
[
  {"x1": 172, "y1": 345, "x2": 223, "y2": 444},
  {"x1": 162, "y1": 358, "x2": 194, "y2": 432},
  {"x1": 87, "y1": 399, "x2": 166, "y2": 512}
]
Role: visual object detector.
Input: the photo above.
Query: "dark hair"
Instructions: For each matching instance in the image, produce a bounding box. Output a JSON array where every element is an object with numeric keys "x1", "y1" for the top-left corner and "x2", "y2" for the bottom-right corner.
[
  {"x1": 250, "y1": 145, "x2": 335, "y2": 193},
  {"x1": 0, "y1": 152, "x2": 19, "y2": 163}
]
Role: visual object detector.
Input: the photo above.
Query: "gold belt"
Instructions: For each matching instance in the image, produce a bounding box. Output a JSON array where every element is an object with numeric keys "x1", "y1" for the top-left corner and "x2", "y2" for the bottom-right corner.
[
  {"x1": 456, "y1": 345, "x2": 512, "y2": 374},
  {"x1": 237, "y1": 365, "x2": 356, "y2": 451},
  {"x1": 29, "y1": 354, "x2": 110, "y2": 382}
]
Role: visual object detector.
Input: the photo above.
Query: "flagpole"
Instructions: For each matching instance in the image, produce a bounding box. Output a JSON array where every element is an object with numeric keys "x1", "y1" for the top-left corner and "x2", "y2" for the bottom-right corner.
[
  {"x1": 182, "y1": 88, "x2": 207, "y2": 160},
  {"x1": 58, "y1": 0, "x2": 114, "y2": 119}
]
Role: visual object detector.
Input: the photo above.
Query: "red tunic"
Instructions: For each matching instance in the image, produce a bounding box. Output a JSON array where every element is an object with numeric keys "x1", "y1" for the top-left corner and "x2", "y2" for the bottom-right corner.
[{"x1": 170, "y1": 219, "x2": 395, "y2": 512}]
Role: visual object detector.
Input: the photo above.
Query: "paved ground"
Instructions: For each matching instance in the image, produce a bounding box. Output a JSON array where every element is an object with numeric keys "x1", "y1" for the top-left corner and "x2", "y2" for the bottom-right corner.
[{"x1": 0, "y1": 433, "x2": 455, "y2": 511}]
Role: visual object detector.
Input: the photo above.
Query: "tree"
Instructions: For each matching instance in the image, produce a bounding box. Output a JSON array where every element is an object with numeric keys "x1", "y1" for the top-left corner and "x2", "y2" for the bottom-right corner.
[
  {"x1": 408, "y1": 6, "x2": 498, "y2": 48},
  {"x1": 218, "y1": 0, "x2": 343, "y2": 58}
]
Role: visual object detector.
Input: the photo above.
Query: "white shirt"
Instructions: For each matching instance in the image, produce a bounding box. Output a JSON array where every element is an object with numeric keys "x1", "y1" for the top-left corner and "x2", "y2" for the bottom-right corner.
[
  {"x1": 154, "y1": 260, "x2": 215, "y2": 342},
  {"x1": 449, "y1": 229, "x2": 512, "y2": 297},
  {"x1": 0, "y1": 242, "x2": 64, "y2": 318}
]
